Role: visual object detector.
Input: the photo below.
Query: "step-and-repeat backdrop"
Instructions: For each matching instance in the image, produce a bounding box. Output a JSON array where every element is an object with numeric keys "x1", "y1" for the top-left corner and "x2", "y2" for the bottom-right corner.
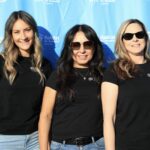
[{"x1": 0, "y1": 0, "x2": 150, "y2": 68}]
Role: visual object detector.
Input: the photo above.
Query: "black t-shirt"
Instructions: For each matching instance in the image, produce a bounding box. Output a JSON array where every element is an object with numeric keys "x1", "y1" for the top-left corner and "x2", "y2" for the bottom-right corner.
[
  {"x1": 46, "y1": 68, "x2": 103, "y2": 140},
  {"x1": 103, "y1": 61, "x2": 150, "y2": 150},
  {"x1": 0, "y1": 55, "x2": 51, "y2": 135}
]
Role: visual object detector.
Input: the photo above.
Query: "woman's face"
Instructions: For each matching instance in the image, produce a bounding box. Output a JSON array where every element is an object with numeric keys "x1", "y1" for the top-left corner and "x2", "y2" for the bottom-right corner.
[
  {"x1": 122, "y1": 23, "x2": 146, "y2": 59},
  {"x1": 71, "y1": 31, "x2": 94, "y2": 68},
  {"x1": 12, "y1": 19, "x2": 34, "y2": 57}
]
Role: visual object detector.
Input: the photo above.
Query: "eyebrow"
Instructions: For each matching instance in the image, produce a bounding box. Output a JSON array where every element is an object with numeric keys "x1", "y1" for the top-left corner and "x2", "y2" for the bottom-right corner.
[{"x1": 12, "y1": 27, "x2": 32, "y2": 31}]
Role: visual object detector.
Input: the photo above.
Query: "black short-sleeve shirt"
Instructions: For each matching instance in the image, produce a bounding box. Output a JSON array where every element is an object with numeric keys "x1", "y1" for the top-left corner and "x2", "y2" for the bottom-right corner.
[
  {"x1": 0, "y1": 56, "x2": 51, "y2": 135},
  {"x1": 103, "y1": 61, "x2": 150, "y2": 150},
  {"x1": 46, "y1": 68, "x2": 103, "y2": 140}
]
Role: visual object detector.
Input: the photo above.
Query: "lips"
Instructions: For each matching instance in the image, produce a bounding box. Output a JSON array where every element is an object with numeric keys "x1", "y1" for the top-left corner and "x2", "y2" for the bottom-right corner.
[
  {"x1": 20, "y1": 41, "x2": 30, "y2": 45},
  {"x1": 77, "y1": 55, "x2": 88, "y2": 60},
  {"x1": 131, "y1": 44, "x2": 141, "y2": 47},
  {"x1": 19, "y1": 39, "x2": 32, "y2": 45}
]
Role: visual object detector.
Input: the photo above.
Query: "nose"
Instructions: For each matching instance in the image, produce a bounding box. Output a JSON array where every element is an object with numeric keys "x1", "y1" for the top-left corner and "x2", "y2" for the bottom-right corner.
[
  {"x1": 79, "y1": 44, "x2": 86, "y2": 53},
  {"x1": 132, "y1": 34, "x2": 138, "y2": 41},
  {"x1": 20, "y1": 31, "x2": 26, "y2": 40}
]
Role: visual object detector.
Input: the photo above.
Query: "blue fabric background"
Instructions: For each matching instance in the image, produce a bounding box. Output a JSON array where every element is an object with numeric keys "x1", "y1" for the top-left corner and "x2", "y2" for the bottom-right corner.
[{"x1": 0, "y1": 0, "x2": 149, "y2": 68}]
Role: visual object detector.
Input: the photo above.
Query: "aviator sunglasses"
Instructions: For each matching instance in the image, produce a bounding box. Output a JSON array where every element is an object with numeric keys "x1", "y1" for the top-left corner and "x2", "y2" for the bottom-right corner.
[
  {"x1": 70, "y1": 41, "x2": 94, "y2": 50},
  {"x1": 122, "y1": 31, "x2": 146, "y2": 40}
]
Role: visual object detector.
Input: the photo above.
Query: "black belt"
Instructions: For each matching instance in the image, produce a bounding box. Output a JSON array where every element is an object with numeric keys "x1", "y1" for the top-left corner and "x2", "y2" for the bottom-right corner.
[{"x1": 55, "y1": 136, "x2": 100, "y2": 146}]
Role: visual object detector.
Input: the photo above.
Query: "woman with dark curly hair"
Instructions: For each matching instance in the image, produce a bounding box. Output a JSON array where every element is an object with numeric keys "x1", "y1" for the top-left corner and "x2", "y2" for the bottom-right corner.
[{"x1": 39, "y1": 24, "x2": 105, "y2": 150}]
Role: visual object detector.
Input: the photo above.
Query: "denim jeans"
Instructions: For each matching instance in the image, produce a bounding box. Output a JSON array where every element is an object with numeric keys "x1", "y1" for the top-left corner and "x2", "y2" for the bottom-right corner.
[
  {"x1": 51, "y1": 137, "x2": 105, "y2": 150},
  {"x1": 0, "y1": 131, "x2": 39, "y2": 150}
]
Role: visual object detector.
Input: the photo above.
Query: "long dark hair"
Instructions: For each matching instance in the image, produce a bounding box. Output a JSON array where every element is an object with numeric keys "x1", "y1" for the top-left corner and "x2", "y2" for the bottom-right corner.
[{"x1": 56, "y1": 24, "x2": 104, "y2": 101}]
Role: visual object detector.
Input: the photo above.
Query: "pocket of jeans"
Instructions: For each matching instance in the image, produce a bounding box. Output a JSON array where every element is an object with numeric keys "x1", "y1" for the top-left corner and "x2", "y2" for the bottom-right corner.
[
  {"x1": 50, "y1": 141, "x2": 62, "y2": 150},
  {"x1": 94, "y1": 138, "x2": 105, "y2": 149}
]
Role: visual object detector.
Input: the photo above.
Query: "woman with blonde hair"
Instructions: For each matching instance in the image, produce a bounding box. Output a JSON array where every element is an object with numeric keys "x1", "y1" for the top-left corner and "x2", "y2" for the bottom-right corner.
[
  {"x1": 0, "y1": 10, "x2": 51, "y2": 149},
  {"x1": 102, "y1": 19, "x2": 150, "y2": 150}
]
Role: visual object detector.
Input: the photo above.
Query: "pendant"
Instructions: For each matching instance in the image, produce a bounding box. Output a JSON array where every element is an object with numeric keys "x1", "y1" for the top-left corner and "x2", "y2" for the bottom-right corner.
[
  {"x1": 147, "y1": 73, "x2": 150, "y2": 77},
  {"x1": 83, "y1": 77, "x2": 87, "y2": 80},
  {"x1": 30, "y1": 67, "x2": 35, "y2": 71},
  {"x1": 88, "y1": 77, "x2": 94, "y2": 81}
]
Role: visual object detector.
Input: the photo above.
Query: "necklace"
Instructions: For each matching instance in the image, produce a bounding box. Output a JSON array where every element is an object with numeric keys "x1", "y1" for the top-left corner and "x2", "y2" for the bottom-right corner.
[
  {"x1": 76, "y1": 69, "x2": 89, "y2": 80},
  {"x1": 78, "y1": 72, "x2": 88, "y2": 80},
  {"x1": 77, "y1": 70, "x2": 94, "y2": 81}
]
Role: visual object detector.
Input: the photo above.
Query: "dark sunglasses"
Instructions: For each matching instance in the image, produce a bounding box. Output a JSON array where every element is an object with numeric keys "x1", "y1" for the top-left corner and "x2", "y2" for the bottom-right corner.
[
  {"x1": 70, "y1": 41, "x2": 94, "y2": 50},
  {"x1": 122, "y1": 31, "x2": 146, "y2": 40}
]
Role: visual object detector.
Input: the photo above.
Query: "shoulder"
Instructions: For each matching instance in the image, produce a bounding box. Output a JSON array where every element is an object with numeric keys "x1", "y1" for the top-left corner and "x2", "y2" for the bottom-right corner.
[
  {"x1": 47, "y1": 71, "x2": 57, "y2": 82},
  {"x1": 46, "y1": 70, "x2": 57, "y2": 90},
  {"x1": 103, "y1": 62, "x2": 119, "y2": 85},
  {"x1": 41, "y1": 57, "x2": 52, "y2": 79}
]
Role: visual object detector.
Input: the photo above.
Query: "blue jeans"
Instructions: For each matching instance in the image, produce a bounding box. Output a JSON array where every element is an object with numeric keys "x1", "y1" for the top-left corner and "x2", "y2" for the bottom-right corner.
[
  {"x1": 0, "y1": 131, "x2": 39, "y2": 150},
  {"x1": 51, "y1": 137, "x2": 105, "y2": 150}
]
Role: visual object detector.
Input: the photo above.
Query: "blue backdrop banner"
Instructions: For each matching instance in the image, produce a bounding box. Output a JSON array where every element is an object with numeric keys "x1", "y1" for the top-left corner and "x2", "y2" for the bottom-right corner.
[{"x1": 0, "y1": 0, "x2": 150, "y2": 68}]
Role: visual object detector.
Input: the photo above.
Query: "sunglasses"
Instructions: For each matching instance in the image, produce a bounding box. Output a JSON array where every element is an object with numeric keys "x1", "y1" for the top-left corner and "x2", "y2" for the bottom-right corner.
[
  {"x1": 122, "y1": 31, "x2": 146, "y2": 40},
  {"x1": 70, "y1": 41, "x2": 94, "y2": 50}
]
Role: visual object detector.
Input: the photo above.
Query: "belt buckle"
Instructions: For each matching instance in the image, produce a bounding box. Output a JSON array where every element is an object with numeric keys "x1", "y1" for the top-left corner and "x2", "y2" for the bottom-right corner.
[{"x1": 75, "y1": 137, "x2": 83, "y2": 146}]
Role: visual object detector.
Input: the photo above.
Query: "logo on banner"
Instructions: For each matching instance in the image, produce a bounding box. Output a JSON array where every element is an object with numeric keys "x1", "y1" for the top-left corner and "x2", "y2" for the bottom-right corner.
[
  {"x1": 0, "y1": 0, "x2": 7, "y2": 3},
  {"x1": 39, "y1": 35, "x2": 60, "y2": 45},
  {"x1": 34, "y1": 0, "x2": 60, "y2": 4},
  {"x1": 89, "y1": 0, "x2": 116, "y2": 4},
  {"x1": 53, "y1": 36, "x2": 60, "y2": 43},
  {"x1": 100, "y1": 35, "x2": 115, "y2": 43}
]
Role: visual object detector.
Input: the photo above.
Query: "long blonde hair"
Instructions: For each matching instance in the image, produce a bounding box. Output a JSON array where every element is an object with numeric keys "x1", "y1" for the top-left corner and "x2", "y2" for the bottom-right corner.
[
  {"x1": 114, "y1": 19, "x2": 150, "y2": 79},
  {"x1": 1, "y1": 10, "x2": 45, "y2": 84}
]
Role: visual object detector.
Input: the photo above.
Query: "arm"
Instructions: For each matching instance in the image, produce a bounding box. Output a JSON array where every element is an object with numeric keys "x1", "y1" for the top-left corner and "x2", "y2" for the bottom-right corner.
[
  {"x1": 38, "y1": 86, "x2": 57, "y2": 150},
  {"x1": 101, "y1": 82, "x2": 118, "y2": 150}
]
